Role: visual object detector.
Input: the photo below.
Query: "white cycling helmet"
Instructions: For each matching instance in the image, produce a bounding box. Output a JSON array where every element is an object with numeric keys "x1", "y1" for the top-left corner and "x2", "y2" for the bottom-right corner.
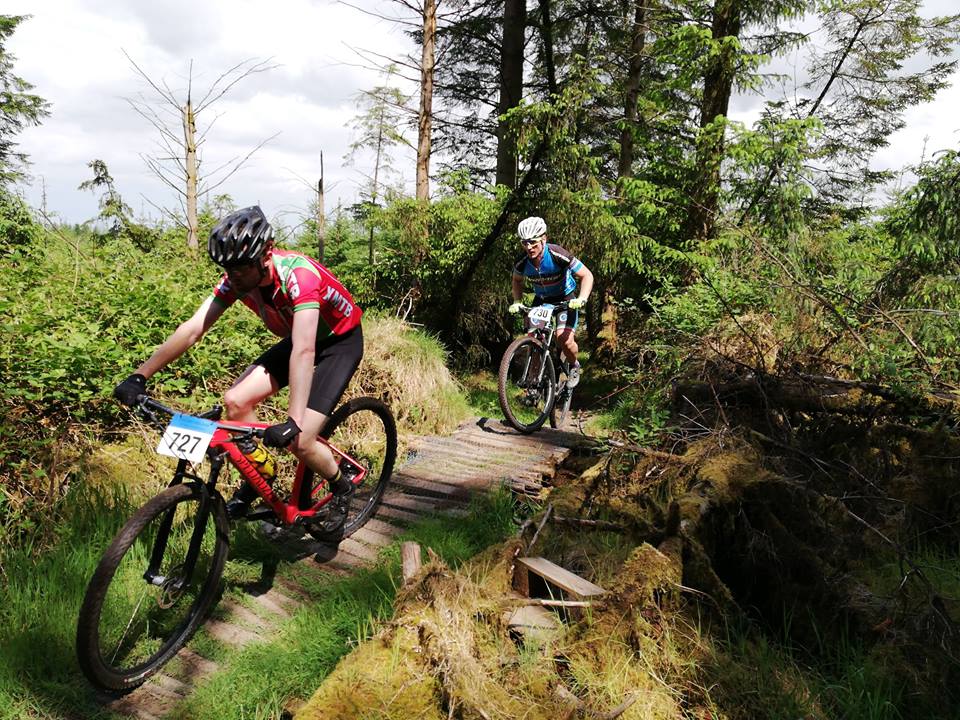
[{"x1": 517, "y1": 216, "x2": 547, "y2": 240}]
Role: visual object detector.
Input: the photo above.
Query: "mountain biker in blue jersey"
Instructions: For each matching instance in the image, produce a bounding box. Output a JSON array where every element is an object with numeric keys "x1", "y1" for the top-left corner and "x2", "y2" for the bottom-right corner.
[{"x1": 509, "y1": 216, "x2": 593, "y2": 387}]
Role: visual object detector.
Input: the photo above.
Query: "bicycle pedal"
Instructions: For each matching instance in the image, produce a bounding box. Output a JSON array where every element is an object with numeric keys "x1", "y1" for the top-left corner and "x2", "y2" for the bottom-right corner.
[{"x1": 245, "y1": 507, "x2": 277, "y2": 522}]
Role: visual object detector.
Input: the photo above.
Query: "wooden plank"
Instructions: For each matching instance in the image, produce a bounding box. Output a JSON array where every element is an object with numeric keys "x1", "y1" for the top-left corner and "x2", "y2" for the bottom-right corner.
[
  {"x1": 203, "y1": 619, "x2": 261, "y2": 647},
  {"x1": 405, "y1": 452, "x2": 557, "y2": 483},
  {"x1": 172, "y1": 647, "x2": 219, "y2": 681},
  {"x1": 361, "y1": 517, "x2": 407, "y2": 538},
  {"x1": 454, "y1": 427, "x2": 569, "y2": 453},
  {"x1": 221, "y1": 598, "x2": 271, "y2": 630},
  {"x1": 246, "y1": 589, "x2": 293, "y2": 619},
  {"x1": 505, "y1": 604, "x2": 562, "y2": 631},
  {"x1": 380, "y1": 490, "x2": 456, "y2": 514},
  {"x1": 351, "y1": 524, "x2": 395, "y2": 548},
  {"x1": 390, "y1": 472, "x2": 474, "y2": 501},
  {"x1": 373, "y1": 503, "x2": 424, "y2": 524},
  {"x1": 466, "y1": 418, "x2": 590, "y2": 449},
  {"x1": 515, "y1": 557, "x2": 606, "y2": 599},
  {"x1": 308, "y1": 544, "x2": 367, "y2": 571},
  {"x1": 108, "y1": 681, "x2": 181, "y2": 718},
  {"x1": 406, "y1": 440, "x2": 537, "y2": 470}
]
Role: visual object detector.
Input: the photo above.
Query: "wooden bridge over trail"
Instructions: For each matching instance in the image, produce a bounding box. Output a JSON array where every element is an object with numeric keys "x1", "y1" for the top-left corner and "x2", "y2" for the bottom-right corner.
[{"x1": 103, "y1": 417, "x2": 590, "y2": 719}]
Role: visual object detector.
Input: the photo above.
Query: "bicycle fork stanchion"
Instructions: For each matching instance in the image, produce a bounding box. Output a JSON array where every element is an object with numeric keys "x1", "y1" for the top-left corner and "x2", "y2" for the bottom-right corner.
[{"x1": 143, "y1": 456, "x2": 222, "y2": 590}]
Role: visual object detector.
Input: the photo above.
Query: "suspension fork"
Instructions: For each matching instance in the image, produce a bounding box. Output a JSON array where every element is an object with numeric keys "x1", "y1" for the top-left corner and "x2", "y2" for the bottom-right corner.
[
  {"x1": 529, "y1": 326, "x2": 556, "y2": 387},
  {"x1": 144, "y1": 456, "x2": 223, "y2": 587}
]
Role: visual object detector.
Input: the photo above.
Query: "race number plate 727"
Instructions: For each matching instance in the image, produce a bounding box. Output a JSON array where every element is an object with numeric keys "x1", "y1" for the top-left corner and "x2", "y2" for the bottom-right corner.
[{"x1": 157, "y1": 414, "x2": 217, "y2": 463}]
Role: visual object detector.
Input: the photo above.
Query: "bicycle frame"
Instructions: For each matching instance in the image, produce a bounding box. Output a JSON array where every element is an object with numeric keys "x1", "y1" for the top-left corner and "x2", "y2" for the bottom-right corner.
[
  {"x1": 211, "y1": 422, "x2": 368, "y2": 525},
  {"x1": 520, "y1": 301, "x2": 569, "y2": 386},
  {"x1": 141, "y1": 399, "x2": 367, "y2": 588}
]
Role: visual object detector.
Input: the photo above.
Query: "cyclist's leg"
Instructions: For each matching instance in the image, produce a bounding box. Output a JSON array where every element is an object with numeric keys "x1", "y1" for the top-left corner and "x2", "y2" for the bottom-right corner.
[
  {"x1": 555, "y1": 301, "x2": 580, "y2": 366},
  {"x1": 223, "y1": 341, "x2": 287, "y2": 514},
  {"x1": 224, "y1": 340, "x2": 287, "y2": 421},
  {"x1": 289, "y1": 326, "x2": 364, "y2": 480}
]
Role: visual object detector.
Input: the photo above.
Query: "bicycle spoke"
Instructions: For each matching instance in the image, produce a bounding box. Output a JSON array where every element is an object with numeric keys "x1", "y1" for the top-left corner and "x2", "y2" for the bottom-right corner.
[
  {"x1": 307, "y1": 397, "x2": 397, "y2": 542},
  {"x1": 78, "y1": 483, "x2": 229, "y2": 690},
  {"x1": 499, "y1": 337, "x2": 555, "y2": 432}
]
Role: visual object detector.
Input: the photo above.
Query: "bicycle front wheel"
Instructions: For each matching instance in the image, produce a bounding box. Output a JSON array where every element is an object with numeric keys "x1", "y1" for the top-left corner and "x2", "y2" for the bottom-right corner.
[
  {"x1": 305, "y1": 396, "x2": 397, "y2": 543},
  {"x1": 76, "y1": 482, "x2": 229, "y2": 692},
  {"x1": 498, "y1": 336, "x2": 556, "y2": 433}
]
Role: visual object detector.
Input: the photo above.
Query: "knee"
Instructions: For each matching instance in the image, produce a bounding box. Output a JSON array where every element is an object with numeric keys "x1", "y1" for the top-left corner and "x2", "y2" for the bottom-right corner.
[{"x1": 223, "y1": 387, "x2": 252, "y2": 418}]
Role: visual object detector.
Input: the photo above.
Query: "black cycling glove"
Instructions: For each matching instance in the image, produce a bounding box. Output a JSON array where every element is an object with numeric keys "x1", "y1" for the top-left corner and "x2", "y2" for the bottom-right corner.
[
  {"x1": 263, "y1": 417, "x2": 301, "y2": 448},
  {"x1": 114, "y1": 373, "x2": 147, "y2": 406}
]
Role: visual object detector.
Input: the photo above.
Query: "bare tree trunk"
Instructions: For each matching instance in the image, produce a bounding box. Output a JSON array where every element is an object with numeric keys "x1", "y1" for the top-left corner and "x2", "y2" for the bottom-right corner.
[
  {"x1": 370, "y1": 118, "x2": 384, "y2": 265},
  {"x1": 317, "y1": 152, "x2": 326, "y2": 262},
  {"x1": 539, "y1": 0, "x2": 557, "y2": 95},
  {"x1": 495, "y1": 0, "x2": 526, "y2": 188},
  {"x1": 417, "y1": 0, "x2": 436, "y2": 201},
  {"x1": 618, "y1": 0, "x2": 646, "y2": 179},
  {"x1": 685, "y1": 0, "x2": 742, "y2": 244},
  {"x1": 182, "y1": 98, "x2": 199, "y2": 249}
]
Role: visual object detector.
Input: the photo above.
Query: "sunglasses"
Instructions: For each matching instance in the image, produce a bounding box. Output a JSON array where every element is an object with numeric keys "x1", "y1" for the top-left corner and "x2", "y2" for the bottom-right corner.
[{"x1": 520, "y1": 238, "x2": 542, "y2": 246}]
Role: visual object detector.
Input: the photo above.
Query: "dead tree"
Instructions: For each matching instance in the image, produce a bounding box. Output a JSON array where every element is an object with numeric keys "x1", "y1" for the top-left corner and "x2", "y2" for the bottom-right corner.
[{"x1": 125, "y1": 54, "x2": 277, "y2": 248}]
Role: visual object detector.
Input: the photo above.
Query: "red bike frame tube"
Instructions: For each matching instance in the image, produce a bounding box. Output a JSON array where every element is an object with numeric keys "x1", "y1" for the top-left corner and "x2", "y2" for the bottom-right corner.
[{"x1": 209, "y1": 426, "x2": 368, "y2": 525}]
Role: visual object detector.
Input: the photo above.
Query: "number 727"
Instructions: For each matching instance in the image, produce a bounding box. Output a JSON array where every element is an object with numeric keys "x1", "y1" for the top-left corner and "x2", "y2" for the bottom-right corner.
[{"x1": 168, "y1": 431, "x2": 202, "y2": 455}]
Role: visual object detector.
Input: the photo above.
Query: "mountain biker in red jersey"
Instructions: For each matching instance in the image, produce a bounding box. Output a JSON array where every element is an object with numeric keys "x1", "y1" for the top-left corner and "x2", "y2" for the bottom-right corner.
[
  {"x1": 509, "y1": 216, "x2": 593, "y2": 387},
  {"x1": 113, "y1": 205, "x2": 361, "y2": 529}
]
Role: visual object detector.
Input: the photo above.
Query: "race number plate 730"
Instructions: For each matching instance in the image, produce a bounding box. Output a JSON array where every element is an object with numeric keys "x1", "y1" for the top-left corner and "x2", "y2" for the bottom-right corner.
[
  {"x1": 527, "y1": 306, "x2": 553, "y2": 324},
  {"x1": 157, "y1": 414, "x2": 217, "y2": 463}
]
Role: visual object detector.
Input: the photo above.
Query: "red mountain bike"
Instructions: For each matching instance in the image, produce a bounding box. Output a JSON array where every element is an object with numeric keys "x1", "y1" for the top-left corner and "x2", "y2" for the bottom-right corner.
[{"x1": 76, "y1": 394, "x2": 396, "y2": 692}]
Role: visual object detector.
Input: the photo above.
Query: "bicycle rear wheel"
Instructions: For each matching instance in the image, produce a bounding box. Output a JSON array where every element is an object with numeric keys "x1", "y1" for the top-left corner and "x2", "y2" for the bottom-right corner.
[
  {"x1": 498, "y1": 336, "x2": 556, "y2": 433},
  {"x1": 305, "y1": 396, "x2": 397, "y2": 543},
  {"x1": 550, "y1": 381, "x2": 573, "y2": 429},
  {"x1": 76, "y1": 482, "x2": 229, "y2": 692}
]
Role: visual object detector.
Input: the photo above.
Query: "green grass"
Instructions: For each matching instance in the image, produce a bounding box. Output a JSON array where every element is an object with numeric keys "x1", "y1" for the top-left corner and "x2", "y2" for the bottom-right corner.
[
  {"x1": 0, "y1": 481, "x2": 515, "y2": 720},
  {"x1": 458, "y1": 370, "x2": 502, "y2": 419},
  {"x1": 169, "y1": 490, "x2": 516, "y2": 719},
  {"x1": 0, "y1": 484, "x2": 137, "y2": 719}
]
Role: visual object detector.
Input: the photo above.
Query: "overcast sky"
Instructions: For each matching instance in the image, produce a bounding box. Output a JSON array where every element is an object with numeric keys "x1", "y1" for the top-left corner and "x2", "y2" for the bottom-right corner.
[{"x1": 7, "y1": 0, "x2": 960, "y2": 231}]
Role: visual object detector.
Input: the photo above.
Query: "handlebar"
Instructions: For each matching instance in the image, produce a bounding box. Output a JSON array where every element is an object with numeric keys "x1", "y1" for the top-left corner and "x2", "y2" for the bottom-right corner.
[
  {"x1": 514, "y1": 300, "x2": 571, "y2": 313},
  {"x1": 133, "y1": 395, "x2": 265, "y2": 440}
]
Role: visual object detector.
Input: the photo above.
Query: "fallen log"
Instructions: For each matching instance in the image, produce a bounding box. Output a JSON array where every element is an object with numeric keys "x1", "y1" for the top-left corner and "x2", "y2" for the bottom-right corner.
[{"x1": 674, "y1": 374, "x2": 960, "y2": 417}]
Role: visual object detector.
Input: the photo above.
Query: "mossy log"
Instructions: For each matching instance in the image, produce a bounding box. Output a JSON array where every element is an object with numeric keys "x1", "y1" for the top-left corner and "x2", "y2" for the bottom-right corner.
[{"x1": 674, "y1": 374, "x2": 960, "y2": 417}]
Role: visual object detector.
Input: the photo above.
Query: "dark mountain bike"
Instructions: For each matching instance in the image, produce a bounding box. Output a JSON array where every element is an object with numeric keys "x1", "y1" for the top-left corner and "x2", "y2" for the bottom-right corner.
[
  {"x1": 76, "y1": 394, "x2": 396, "y2": 692},
  {"x1": 497, "y1": 301, "x2": 576, "y2": 433}
]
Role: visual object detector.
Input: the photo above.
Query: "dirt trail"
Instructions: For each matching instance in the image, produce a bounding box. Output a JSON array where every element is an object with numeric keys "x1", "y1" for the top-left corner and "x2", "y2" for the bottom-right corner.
[{"x1": 104, "y1": 417, "x2": 590, "y2": 719}]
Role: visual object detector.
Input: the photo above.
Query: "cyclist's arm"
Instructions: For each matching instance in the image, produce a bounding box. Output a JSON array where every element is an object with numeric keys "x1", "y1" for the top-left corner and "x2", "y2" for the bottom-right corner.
[
  {"x1": 573, "y1": 264, "x2": 594, "y2": 302},
  {"x1": 286, "y1": 307, "x2": 319, "y2": 426},
  {"x1": 135, "y1": 296, "x2": 226, "y2": 379},
  {"x1": 511, "y1": 274, "x2": 525, "y2": 302}
]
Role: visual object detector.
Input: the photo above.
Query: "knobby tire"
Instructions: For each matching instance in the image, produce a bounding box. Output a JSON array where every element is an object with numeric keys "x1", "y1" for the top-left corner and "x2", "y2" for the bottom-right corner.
[
  {"x1": 76, "y1": 482, "x2": 229, "y2": 692},
  {"x1": 498, "y1": 335, "x2": 556, "y2": 433},
  {"x1": 307, "y1": 396, "x2": 397, "y2": 543}
]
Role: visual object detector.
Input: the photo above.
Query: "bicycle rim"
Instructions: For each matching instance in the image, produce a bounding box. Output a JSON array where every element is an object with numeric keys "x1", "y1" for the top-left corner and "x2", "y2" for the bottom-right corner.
[
  {"x1": 498, "y1": 336, "x2": 556, "y2": 433},
  {"x1": 77, "y1": 483, "x2": 229, "y2": 691},
  {"x1": 306, "y1": 397, "x2": 397, "y2": 542}
]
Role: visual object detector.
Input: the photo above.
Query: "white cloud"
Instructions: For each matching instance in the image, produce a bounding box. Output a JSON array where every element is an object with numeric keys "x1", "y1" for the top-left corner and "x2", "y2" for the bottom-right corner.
[
  {"x1": 6, "y1": 0, "x2": 959, "y2": 226},
  {"x1": 7, "y1": 0, "x2": 416, "y2": 224}
]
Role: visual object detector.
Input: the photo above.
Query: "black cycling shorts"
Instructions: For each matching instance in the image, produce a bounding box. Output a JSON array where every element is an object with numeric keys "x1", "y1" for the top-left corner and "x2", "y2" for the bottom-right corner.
[
  {"x1": 253, "y1": 325, "x2": 363, "y2": 416},
  {"x1": 532, "y1": 292, "x2": 579, "y2": 331}
]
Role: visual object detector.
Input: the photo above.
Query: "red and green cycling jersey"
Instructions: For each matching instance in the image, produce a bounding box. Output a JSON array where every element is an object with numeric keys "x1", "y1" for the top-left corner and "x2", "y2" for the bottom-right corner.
[{"x1": 211, "y1": 249, "x2": 362, "y2": 339}]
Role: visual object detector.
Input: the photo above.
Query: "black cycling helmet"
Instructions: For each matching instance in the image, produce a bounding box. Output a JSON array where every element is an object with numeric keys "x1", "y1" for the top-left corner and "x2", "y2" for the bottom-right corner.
[{"x1": 207, "y1": 205, "x2": 274, "y2": 267}]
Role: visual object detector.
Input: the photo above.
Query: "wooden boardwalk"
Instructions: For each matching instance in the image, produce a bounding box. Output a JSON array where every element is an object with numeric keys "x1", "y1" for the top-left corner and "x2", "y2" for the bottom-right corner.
[{"x1": 104, "y1": 417, "x2": 589, "y2": 719}]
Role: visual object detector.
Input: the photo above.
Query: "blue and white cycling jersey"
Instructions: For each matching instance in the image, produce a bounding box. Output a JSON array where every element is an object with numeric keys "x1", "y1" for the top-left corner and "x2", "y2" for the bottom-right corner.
[{"x1": 513, "y1": 243, "x2": 584, "y2": 301}]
